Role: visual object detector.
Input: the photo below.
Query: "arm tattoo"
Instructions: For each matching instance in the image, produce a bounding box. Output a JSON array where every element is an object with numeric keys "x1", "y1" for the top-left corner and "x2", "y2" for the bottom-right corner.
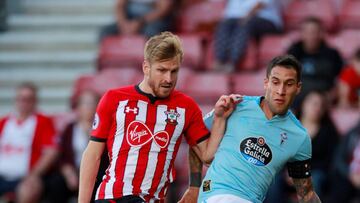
[
  {"x1": 189, "y1": 148, "x2": 202, "y2": 187},
  {"x1": 293, "y1": 178, "x2": 321, "y2": 203}
]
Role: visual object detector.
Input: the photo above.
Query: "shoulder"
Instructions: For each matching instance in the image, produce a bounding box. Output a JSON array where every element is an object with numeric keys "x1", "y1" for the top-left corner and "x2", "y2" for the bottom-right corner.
[
  {"x1": 235, "y1": 95, "x2": 261, "y2": 109},
  {"x1": 171, "y1": 90, "x2": 199, "y2": 108},
  {"x1": 36, "y1": 113, "x2": 53, "y2": 123},
  {"x1": 287, "y1": 112, "x2": 308, "y2": 137}
]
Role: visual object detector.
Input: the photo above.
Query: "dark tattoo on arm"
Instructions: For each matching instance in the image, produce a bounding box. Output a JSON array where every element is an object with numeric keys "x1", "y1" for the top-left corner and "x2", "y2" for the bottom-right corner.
[
  {"x1": 189, "y1": 148, "x2": 202, "y2": 187},
  {"x1": 293, "y1": 178, "x2": 321, "y2": 203}
]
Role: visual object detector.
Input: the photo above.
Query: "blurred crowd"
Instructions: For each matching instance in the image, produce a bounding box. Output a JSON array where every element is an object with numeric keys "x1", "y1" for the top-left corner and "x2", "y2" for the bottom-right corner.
[{"x1": 1, "y1": 0, "x2": 360, "y2": 202}]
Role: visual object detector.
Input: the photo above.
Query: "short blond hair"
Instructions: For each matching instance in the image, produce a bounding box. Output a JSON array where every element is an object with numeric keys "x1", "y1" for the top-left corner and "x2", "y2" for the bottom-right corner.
[{"x1": 144, "y1": 31, "x2": 183, "y2": 63}]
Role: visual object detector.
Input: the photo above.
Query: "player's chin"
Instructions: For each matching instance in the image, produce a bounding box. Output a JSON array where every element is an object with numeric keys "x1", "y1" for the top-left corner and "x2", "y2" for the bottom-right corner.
[{"x1": 156, "y1": 89, "x2": 172, "y2": 98}]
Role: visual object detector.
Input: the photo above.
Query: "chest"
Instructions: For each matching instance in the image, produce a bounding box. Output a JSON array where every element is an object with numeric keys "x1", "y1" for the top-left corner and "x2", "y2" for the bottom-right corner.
[
  {"x1": 0, "y1": 117, "x2": 37, "y2": 154},
  {"x1": 220, "y1": 115, "x2": 300, "y2": 168},
  {"x1": 111, "y1": 100, "x2": 187, "y2": 149}
]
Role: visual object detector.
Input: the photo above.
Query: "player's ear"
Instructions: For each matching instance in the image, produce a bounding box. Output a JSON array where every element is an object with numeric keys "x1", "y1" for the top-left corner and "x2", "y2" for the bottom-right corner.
[
  {"x1": 143, "y1": 60, "x2": 150, "y2": 76},
  {"x1": 264, "y1": 77, "x2": 269, "y2": 91}
]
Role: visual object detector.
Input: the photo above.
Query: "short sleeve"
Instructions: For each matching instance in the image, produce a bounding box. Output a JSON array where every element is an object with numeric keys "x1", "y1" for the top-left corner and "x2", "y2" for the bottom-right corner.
[
  {"x1": 203, "y1": 109, "x2": 215, "y2": 131},
  {"x1": 289, "y1": 135, "x2": 312, "y2": 162},
  {"x1": 184, "y1": 102, "x2": 210, "y2": 146},
  {"x1": 91, "y1": 91, "x2": 114, "y2": 142}
]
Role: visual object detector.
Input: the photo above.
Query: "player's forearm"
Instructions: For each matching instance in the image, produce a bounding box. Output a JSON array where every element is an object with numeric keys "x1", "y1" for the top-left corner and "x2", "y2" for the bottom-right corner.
[
  {"x1": 293, "y1": 178, "x2": 321, "y2": 203},
  {"x1": 298, "y1": 191, "x2": 321, "y2": 203},
  {"x1": 79, "y1": 149, "x2": 101, "y2": 203},
  {"x1": 202, "y1": 117, "x2": 226, "y2": 164},
  {"x1": 189, "y1": 148, "x2": 203, "y2": 187}
]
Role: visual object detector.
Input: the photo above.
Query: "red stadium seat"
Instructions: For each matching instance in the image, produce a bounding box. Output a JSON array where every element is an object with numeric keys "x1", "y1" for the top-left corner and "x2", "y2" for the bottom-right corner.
[
  {"x1": 327, "y1": 29, "x2": 360, "y2": 60},
  {"x1": 92, "y1": 68, "x2": 143, "y2": 95},
  {"x1": 259, "y1": 32, "x2": 300, "y2": 66},
  {"x1": 177, "y1": 0, "x2": 226, "y2": 34},
  {"x1": 97, "y1": 35, "x2": 146, "y2": 71},
  {"x1": 232, "y1": 69, "x2": 266, "y2": 96},
  {"x1": 284, "y1": 0, "x2": 337, "y2": 31},
  {"x1": 331, "y1": 107, "x2": 360, "y2": 135},
  {"x1": 204, "y1": 39, "x2": 258, "y2": 71},
  {"x1": 178, "y1": 34, "x2": 204, "y2": 70},
  {"x1": 176, "y1": 67, "x2": 230, "y2": 104},
  {"x1": 339, "y1": 0, "x2": 360, "y2": 29},
  {"x1": 72, "y1": 68, "x2": 142, "y2": 106}
]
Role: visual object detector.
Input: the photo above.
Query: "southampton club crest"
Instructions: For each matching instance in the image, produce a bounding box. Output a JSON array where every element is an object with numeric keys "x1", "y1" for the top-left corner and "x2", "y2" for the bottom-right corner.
[{"x1": 164, "y1": 109, "x2": 180, "y2": 125}]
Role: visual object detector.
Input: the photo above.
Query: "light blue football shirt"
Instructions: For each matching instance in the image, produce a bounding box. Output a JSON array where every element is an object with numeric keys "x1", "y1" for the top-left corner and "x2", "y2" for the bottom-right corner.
[{"x1": 198, "y1": 96, "x2": 312, "y2": 203}]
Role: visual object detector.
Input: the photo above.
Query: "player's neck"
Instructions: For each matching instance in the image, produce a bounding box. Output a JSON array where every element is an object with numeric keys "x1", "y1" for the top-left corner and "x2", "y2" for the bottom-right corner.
[
  {"x1": 260, "y1": 99, "x2": 275, "y2": 120},
  {"x1": 138, "y1": 80, "x2": 156, "y2": 97}
]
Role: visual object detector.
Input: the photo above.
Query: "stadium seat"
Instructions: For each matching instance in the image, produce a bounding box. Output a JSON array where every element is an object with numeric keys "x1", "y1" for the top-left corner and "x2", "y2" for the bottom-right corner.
[
  {"x1": 178, "y1": 34, "x2": 204, "y2": 70},
  {"x1": 339, "y1": 0, "x2": 360, "y2": 29},
  {"x1": 176, "y1": 67, "x2": 230, "y2": 104},
  {"x1": 204, "y1": 39, "x2": 258, "y2": 71},
  {"x1": 177, "y1": 0, "x2": 226, "y2": 34},
  {"x1": 72, "y1": 68, "x2": 142, "y2": 106},
  {"x1": 258, "y1": 32, "x2": 300, "y2": 66},
  {"x1": 284, "y1": 0, "x2": 337, "y2": 31},
  {"x1": 331, "y1": 107, "x2": 360, "y2": 135},
  {"x1": 97, "y1": 35, "x2": 146, "y2": 71},
  {"x1": 327, "y1": 29, "x2": 360, "y2": 60},
  {"x1": 92, "y1": 68, "x2": 143, "y2": 95},
  {"x1": 232, "y1": 68, "x2": 266, "y2": 96}
]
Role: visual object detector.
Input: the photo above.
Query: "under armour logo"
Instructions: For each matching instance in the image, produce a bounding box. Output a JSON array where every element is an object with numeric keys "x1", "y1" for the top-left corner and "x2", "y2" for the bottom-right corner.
[{"x1": 125, "y1": 106, "x2": 139, "y2": 115}]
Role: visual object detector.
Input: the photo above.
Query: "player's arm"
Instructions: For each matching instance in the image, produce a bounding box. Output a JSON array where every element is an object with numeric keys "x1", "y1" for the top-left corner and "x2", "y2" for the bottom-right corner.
[
  {"x1": 142, "y1": 0, "x2": 173, "y2": 23},
  {"x1": 178, "y1": 148, "x2": 203, "y2": 203},
  {"x1": 192, "y1": 94, "x2": 242, "y2": 164},
  {"x1": 78, "y1": 141, "x2": 106, "y2": 203},
  {"x1": 292, "y1": 177, "x2": 321, "y2": 203}
]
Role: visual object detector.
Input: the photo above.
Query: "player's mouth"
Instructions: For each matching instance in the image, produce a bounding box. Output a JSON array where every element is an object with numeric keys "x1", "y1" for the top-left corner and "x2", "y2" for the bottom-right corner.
[
  {"x1": 160, "y1": 84, "x2": 172, "y2": 89},
  {"x1": 274, "y1": 99, "x2": 285, "y2": 104}
]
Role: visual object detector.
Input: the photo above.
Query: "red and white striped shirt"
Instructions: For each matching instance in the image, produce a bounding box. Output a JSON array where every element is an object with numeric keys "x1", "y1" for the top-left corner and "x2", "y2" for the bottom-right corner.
[
  {"x1": 0, "y1": 113, "x2": 57, "y2": 180},
  {"x1": 91, "y1": 85, "x2": 209, "y2": 202}
]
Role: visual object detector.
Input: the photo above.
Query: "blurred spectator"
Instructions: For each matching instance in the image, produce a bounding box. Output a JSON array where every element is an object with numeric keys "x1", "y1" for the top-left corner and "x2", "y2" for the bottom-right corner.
[
  {"x1": 0, "y1": 0, "x2": 7, "y2": 32},
  {"x1": 338, "y1": 48, "x2": 360, "y2": 108},
  {"x1": 99, "y1": 0, "x2": 174, "y2": 41},
  {"x1": 297, "y1": 91, "x2": 339, "y2": 197},
  {"x1": 266, "y1": 91, "x2": 339, "y2": 202},
  {"x1": 328, "y1": 118, "x2": 360, "y2": 203},
  {"x1": 287, "y1": 17, "x2": 343, "y2": 110},
  {"x1": 0, "y1": 82, "x2": 58, "y2": 203},
  {"x1": 213, "y1": 0, "x2": 283, "y2": 72},
  {"x1": 46, "y1": 90, "x2": 108, "y2": 203}
]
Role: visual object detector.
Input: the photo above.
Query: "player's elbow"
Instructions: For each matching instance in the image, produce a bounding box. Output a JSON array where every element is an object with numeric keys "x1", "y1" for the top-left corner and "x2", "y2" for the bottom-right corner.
[{"x1": 202, "y1": 153, "x2": 214, "y2": 165}]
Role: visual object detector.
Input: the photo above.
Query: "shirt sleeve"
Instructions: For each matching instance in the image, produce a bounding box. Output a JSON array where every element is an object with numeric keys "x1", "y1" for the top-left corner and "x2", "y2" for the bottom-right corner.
[
  {"x1": 184, "y1": 102, "x2": 210, "y2": 146},
  {"x1": 289, "y1": 135, "x2": 312, "y2": 162},
  {"x1": 40, "y1": 116, "x2": 58, "y2": 149},
  {"x1": 203, "y1": 109, "x2": 215, "y2": 131},
  {"x1": 91, "y1": 91, "x2": 114, "y2": 142}
]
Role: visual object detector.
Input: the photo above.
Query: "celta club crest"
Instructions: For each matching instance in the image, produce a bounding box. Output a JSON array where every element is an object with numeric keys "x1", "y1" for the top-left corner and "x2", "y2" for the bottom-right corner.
[
  {"x1": 280, "y1": 132, "x2": 288, "y2": 145},
  {"x1": 164, "y1": 109, "x2": 180, "y2": 125}
]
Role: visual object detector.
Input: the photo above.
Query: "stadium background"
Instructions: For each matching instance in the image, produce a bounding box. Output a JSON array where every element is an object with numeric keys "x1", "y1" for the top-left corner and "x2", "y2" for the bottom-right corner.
[{"x1": 0, "y1": 0, "x2": 360, "y2": 202}]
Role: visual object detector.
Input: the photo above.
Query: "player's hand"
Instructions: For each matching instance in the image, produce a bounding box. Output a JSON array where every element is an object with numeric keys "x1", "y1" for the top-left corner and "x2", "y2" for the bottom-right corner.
[
  {"x1": 178, "y1": 186, "x2": 200, "y2": 203},
  {"x1": 214, "y1": 94, "x2": 243, "y2": 119}
]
